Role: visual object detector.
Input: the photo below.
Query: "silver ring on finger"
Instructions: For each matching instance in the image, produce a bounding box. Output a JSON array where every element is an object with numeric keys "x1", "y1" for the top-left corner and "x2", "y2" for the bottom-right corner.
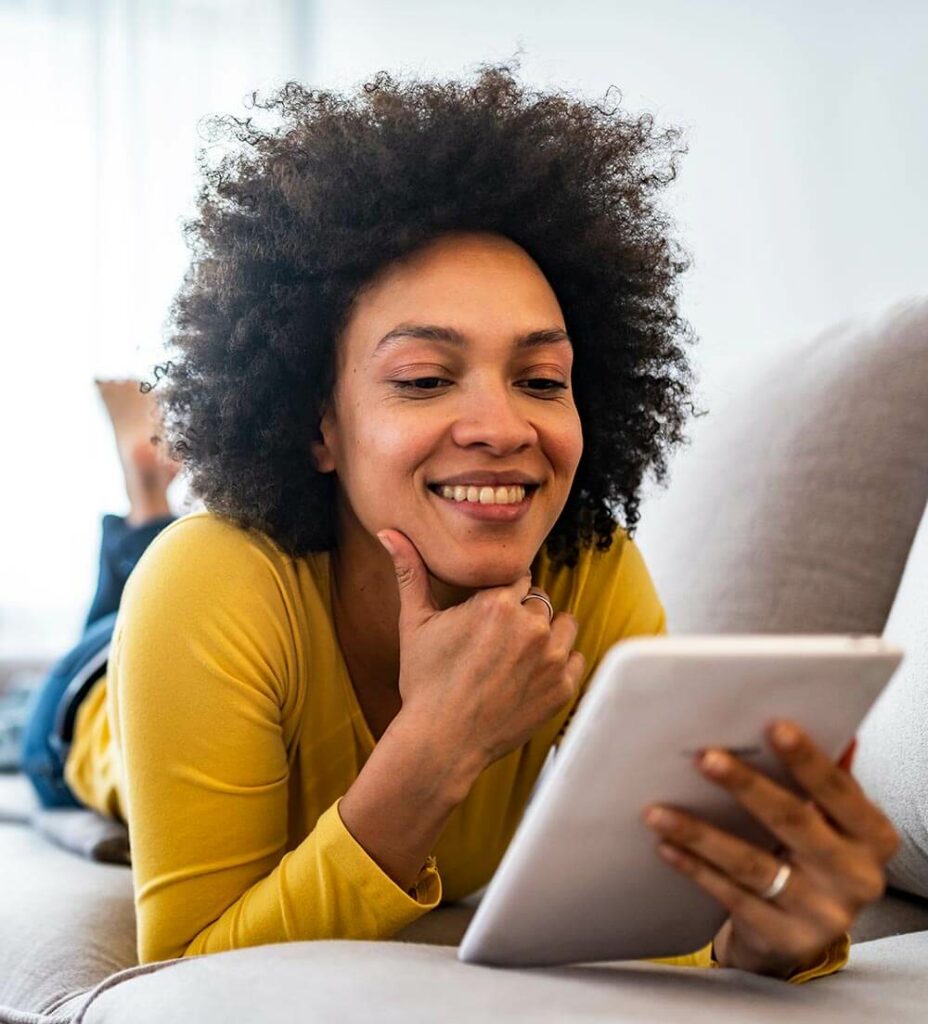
[
  {"x1": 759, "y1": 861, "x2": 793, "y2": 901},
  {"x1": 520, "y1": 592, "x2": 554, "y2": 624}
]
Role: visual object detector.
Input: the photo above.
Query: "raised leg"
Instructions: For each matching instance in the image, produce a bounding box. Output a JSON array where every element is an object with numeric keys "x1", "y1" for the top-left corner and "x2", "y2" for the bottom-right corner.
[{"x1": 94, "y1": 377, "x2": 180, "y2": 526}]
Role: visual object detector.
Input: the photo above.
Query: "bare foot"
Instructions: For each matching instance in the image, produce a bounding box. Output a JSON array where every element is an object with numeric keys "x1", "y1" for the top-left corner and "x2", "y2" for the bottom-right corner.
[{"x1": 95, "y1": 378, "x2": 181, "y2": 526}]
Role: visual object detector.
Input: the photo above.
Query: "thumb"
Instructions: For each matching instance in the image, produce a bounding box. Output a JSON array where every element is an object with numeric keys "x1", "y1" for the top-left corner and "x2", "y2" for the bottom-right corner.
[{"x1": 376, "y1": 529, "x2": 438, "y2": 625}]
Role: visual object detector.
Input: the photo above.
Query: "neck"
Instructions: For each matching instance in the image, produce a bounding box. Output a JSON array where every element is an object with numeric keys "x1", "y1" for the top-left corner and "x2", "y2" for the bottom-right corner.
[{"x1": 328, "y1": 538, "x2": 479, "y2": 700}]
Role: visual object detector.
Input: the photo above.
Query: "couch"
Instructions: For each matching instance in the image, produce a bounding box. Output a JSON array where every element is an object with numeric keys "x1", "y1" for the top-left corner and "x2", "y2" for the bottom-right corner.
[{"x1": 2, "y1": 296, "x2": 928, "y2": 1023}]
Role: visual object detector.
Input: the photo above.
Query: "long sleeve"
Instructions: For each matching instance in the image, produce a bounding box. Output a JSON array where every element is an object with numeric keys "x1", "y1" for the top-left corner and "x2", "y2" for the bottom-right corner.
[
  {"x1": 651, "y1": 933, "x2": 850, "y2": 982},
  {"x1": 183, "y1": 798, "x2": 441, "y2": 958},
  {"x1": 106, "y1": 515, "x2": 440, "y2": 964}
]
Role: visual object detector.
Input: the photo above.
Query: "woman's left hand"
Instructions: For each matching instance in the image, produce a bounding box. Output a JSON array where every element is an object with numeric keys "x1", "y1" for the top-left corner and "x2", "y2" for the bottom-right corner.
[{"x1": 642, "y1": 719, "x2": 900, "y2": 979}]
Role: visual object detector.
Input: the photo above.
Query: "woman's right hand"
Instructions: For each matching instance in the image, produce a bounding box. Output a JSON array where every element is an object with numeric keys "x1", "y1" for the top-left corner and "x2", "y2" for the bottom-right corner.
[{"x1": 376, "y1": 528, "x2": 586, "y2": 773}]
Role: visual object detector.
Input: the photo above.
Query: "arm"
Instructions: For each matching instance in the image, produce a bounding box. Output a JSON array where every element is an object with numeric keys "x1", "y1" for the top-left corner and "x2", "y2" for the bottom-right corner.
[
  {"x1": 107, "y1": 516, "x2": 476, "y2": 963},
  {"x1": 338, "y1": 711, "x2": 483, "y2": 894}
]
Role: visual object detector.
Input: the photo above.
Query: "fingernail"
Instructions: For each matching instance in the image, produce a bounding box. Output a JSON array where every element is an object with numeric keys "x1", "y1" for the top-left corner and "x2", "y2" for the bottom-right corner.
[
  {"x1": 376, "y1": 532, "x2": 396, "y2": 557},
  {"x1": 773, "y1": 721, "x2": 800, "y2": 749},
  {"x1": 645, "y1": 807, "x2": 674, "y2": 829},
  {"x1": 701, "y1": 749, "x2": 730, "y2": 776}
]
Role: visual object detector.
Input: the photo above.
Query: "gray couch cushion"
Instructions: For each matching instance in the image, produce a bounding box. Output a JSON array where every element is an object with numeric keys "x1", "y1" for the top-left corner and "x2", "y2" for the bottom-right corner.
[
  {"x1": 855, "y1": 494, "x2": 928, "y2": 897},
  {"x1": 3, "y1": 794, "x2": 927, "y2": 1024},
  {"x1": 634, "y1": 296, "x2": 928, "y2": 636},
  {"x1": 0, "y1": 767, "x2": 488, "y2": 1022},
  {"x1": 57, "y1": 931, "x2": 928, "y2": 1024},
  {"x1": 850, "y1": 886, "x2": 928, "y2": 943},
  {"x1": 0, "y1": 818, "x2": 136, "y2": 1021}
]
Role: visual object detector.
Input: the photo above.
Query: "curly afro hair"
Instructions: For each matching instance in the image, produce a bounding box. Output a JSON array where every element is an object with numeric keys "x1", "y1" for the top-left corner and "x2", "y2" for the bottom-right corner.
[{"x1": 151, "y1": 58, "x2": 704, "y2": 570}]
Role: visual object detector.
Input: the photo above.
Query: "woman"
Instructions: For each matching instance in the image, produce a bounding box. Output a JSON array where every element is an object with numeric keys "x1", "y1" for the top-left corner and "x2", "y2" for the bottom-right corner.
[{"x1": 22, "y1": 62, "x2": 897, "y2": 978}]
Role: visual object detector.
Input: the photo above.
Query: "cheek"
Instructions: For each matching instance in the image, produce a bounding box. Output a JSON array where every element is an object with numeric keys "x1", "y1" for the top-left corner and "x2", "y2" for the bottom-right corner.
[
  {"x1": 355, "y1": 415, "x2": 438, "y2": 477},
  {"x1": 542, "y1": 411, "x2": 583, "y2": 474}
]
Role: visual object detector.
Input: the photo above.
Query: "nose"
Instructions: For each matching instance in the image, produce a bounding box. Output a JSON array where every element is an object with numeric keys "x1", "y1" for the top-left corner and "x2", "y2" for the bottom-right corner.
[{"x1": 448, "y1": 382, "x2": 539, "y2": 453}]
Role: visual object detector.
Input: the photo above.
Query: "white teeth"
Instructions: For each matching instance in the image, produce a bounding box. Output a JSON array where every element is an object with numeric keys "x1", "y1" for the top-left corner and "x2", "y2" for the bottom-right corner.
[{"x1": 435, "y1": 484, "x2": 527, "y2": 504}]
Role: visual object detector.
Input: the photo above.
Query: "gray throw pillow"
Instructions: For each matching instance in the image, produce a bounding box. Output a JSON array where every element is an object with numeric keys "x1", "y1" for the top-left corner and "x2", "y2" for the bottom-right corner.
[
  {"x1": 855, "y1": 495, "x2": 928, "y2": 898},
  {"x1": 634, "y1": 296, "x2": 928, "y2": 637}
]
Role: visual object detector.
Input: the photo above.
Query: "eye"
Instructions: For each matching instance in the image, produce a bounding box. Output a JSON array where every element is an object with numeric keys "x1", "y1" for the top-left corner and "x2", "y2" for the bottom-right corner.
[
  {"x1": 391, "y1": 378, "x2": 568, "y2": 394},
  {"x1": 392, "y1": 377, "x2": 451, "y2": 391}
]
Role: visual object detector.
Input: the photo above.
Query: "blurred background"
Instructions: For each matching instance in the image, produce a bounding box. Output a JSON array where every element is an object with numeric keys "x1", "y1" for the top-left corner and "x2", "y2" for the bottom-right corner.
[{"x1": 1, "y1": 0, "x2": 926, "y2": 660}]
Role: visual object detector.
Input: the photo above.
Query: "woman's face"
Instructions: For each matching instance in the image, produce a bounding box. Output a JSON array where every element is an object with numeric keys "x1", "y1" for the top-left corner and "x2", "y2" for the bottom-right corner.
[{"x1": 312, "y1": 230, "x2": 583, "y2": 591}]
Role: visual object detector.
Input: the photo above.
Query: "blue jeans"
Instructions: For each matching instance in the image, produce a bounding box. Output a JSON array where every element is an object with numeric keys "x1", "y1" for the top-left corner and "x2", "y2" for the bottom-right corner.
[{"x1": 20, "y1": 512, "x2": 176, "y2": 809}]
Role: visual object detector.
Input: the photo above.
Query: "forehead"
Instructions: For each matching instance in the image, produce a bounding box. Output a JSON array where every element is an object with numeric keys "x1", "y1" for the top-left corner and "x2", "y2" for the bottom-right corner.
[{"x1": 340, "y1": 233, "x2": 567, "y2": 364}]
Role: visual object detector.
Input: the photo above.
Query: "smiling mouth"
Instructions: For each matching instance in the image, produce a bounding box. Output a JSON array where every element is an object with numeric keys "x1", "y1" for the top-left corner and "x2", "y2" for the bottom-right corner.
[
  {"x1": 425, "y1": 482, "x2": 540, "y2": 524},
  {"x1": 426, "y1": 483, "x2": 540, "y2": 502}
]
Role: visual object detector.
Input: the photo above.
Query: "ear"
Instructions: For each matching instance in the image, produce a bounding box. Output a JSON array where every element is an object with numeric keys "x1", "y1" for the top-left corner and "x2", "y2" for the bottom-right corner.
[{"x1": 310, "y1": 400, "x2": 336, "y2": 474}]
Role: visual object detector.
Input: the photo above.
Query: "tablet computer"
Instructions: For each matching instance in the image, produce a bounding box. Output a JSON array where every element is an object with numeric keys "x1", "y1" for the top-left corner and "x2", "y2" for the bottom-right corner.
[{"x1": 457, "y1": 634, "x2": 904, "y2": 968}]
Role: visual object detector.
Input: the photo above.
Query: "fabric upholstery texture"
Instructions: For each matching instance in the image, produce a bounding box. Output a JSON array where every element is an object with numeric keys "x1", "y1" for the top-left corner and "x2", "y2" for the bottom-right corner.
[
  {"x1": 0, "y1": 815, "x2": 135, "y2": 1021},
  {"x1": 855, "y1": 494, "x2": 928, "y2": 897},
  {"x1": 634, "y1": 296, "x2": 928, "y2": 637},
  {"x1": 51, "y1": 932, "x2": 928, "y2": 1024},
  {"x1": 2, "y1": 796, "x2": 927, "y2": 1024}
]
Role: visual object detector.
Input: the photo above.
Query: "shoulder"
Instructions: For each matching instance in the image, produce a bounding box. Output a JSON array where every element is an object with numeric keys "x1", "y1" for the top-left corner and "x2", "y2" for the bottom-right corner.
[
  {"x1": 112, "y1": 511, "x2": 303, "y2": 711},
  {"x1": 129, "y1": 509, "x2": 290, "y2": 579},
  {"x1": 120, "y1": 510, "x2": 297, "y2": 618}
]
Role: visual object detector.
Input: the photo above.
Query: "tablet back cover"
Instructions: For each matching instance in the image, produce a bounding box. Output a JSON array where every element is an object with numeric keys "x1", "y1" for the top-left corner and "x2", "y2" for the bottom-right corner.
[{"x1": 458, "y1": 635, "x2": 902, "y2": 967}]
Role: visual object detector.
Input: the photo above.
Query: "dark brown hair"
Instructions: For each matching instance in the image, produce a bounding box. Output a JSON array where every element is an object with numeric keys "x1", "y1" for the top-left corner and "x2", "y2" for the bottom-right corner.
[{"x1": 152, "y1": 58, "x2": 704, "y2": 569}]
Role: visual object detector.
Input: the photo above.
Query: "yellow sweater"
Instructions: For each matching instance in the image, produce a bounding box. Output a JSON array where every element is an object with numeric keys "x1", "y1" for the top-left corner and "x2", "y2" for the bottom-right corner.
[{"x1": 64, "y1": 511, "x2": 847, "y2": 979}]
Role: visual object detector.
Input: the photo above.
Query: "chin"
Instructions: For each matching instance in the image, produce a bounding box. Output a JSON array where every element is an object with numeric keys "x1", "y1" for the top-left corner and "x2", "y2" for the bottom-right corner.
[{"x1": 427, "y1": 555, "x2": 531, "y2": 591}]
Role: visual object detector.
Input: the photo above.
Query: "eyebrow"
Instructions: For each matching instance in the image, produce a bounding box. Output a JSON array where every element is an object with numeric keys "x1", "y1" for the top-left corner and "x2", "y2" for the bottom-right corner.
[{"x1": 372, "y1": 323, "x2": 573, "y2": 357}]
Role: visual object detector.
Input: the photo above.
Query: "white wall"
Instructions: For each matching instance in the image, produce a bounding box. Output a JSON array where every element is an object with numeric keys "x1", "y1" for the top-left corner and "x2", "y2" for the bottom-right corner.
[
  {"x1": 311, "y1": 0, "x2": 928, "y2": 404},
  {"x1": 2, "y1": 0, "x2": 925, "y2": 656},
  {"x1": 0, "y1": 0, "x2": 312, "y2": 657}
]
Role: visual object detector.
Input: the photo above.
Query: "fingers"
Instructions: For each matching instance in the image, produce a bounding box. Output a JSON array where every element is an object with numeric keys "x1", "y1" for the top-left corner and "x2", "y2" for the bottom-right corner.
[
  {"x1": 515, "y1": 586, "x2": 580, "y2": 687},
  {"x1": 520, "y1": 586, "x2": 554, "y2": 621},
  {"x1": 375, "y1": 530, "x2": 438, "y2": 621},
  {"x1": 692, "y1": 740, "x2": 895, "y2": 905},
  {"x1": 643, "y1": 724, "x2": 897, "y2": 975},
  {"x1": 653, "y1": 838, "x2": 788, "y2": 932},
  {"x1": 646, "y1": 807, "x2": 785, "y2": 899},
  {"x1": 694, "y1": 747, "x2": 841, "y2": 865},
  {"x1": 519, "y1": 590, "x2": 580, "y2": 652},
  {"x1": 765, "y1": 720, "x2": 900, "y2": 862},
  {"x1": 511, "y1": 570, "x2": 534, "y2": 593},
  {"x1": 653, "y1": 842, "x2": 842, "y2": 969},
  {"x1": 645, "y1": 805, "x2": 857, "y2": 964},
  {"x1": 644, "y1": 806, "x2": 817, "y2": 915}
]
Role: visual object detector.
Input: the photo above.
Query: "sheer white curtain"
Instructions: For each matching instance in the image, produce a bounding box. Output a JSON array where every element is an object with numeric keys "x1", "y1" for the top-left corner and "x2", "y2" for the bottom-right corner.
[{"x1": 0, "y1": 0, "x2": 314, "y2": 657}]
